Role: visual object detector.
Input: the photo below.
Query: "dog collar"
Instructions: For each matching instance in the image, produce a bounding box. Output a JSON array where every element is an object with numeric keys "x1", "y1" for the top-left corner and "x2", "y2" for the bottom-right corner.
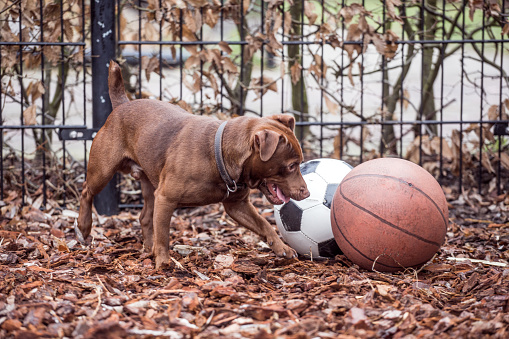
[{"x1": 214, "y1": 121, "x2": 245, "y2": 195}]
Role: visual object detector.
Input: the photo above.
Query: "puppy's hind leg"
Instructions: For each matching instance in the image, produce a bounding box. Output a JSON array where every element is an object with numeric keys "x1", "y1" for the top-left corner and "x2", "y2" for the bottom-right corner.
[
  {"x1": 77, "y1": 131, "x2": 124, "y2": 240},
  {"x1": 139, "y1": 173, "x2": 156, "y2": 252}
]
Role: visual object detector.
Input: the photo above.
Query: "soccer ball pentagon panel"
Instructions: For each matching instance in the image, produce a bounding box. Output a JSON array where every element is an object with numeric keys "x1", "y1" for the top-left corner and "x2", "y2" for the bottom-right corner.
[{"x1": 274, "y1": 158, "x2": 353, "y2": 259}]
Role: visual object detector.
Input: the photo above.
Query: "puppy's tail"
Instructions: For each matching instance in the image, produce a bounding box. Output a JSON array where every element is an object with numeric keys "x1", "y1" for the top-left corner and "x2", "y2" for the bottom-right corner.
[{"x1": 108, "y1": 60, "x2": 129, "y2": 110}]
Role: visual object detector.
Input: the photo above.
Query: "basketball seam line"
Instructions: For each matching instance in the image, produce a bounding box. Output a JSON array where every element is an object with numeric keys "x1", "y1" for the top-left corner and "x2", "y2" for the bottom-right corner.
[
  {"x1": 331, "y1": 201, "x2": 401, "y2": 269},
  {"x1": 338, "y1": 182, "x2": 441, "y2": 247},
  {"x1": 343, "y1": 173, "x2": 448, "y2": 234}
]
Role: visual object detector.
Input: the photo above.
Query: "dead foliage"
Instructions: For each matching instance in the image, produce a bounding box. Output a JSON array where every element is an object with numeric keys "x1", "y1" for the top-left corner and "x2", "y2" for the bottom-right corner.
[{"x1": 0, "y1": 176, "x2": 508, "y2": 338}]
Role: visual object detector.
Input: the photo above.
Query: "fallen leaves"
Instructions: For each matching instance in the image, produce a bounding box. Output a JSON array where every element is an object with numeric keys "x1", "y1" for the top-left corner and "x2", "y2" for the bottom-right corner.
[{"x1": 0, "y1": 185, "x2": 508, "y2": 338}]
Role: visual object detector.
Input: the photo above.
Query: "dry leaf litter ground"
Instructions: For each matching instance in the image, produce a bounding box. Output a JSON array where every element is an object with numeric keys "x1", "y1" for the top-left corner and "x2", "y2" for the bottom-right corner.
[{"x1": 0, "y1": 175, "x2": 508, "y2": 338}]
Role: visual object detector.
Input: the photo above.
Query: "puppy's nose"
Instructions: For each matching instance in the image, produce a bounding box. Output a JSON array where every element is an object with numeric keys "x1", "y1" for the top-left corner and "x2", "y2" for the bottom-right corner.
[{"x1": 300, "y1": 186, "x2": 310, "y2": 200}]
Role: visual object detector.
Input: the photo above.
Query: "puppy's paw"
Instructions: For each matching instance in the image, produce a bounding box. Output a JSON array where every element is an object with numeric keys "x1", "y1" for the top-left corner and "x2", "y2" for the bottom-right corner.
[
  {"x1": 143, "y1": 239, "x2": 153, "y2": 253},
  {"x1": 270, "y1": 239, "x2": 298, "y2": 259},
  {"x1": 74, "y1": 219, "x2": 87, "y2": 244},
  {"x1": 282, "y1": 245, "x2": 298, "y2": 259},
  {"x1": 154, "y1": 254, "x2": 171, "y2": 270}
]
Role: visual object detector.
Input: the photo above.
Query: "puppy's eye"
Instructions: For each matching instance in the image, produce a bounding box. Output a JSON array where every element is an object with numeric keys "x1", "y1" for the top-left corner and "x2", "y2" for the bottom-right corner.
[{"x1": 288, "y1": 163, "x2": 297, "y2": 172}]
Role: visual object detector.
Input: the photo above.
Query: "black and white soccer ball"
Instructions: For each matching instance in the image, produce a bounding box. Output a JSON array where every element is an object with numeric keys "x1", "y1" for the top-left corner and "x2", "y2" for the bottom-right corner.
[{"x1": 274, "y1": 158, "x2": 353, "y2": 258}]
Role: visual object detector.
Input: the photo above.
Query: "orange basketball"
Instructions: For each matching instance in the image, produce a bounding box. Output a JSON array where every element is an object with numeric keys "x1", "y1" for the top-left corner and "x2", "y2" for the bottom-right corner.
[{"x1": 331, "y1": 158, "x2": 448, "y2": 272}]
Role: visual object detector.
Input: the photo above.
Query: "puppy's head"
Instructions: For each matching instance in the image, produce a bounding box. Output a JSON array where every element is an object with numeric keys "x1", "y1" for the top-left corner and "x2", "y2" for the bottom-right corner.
[{"x1": 247, "y1": 114, "x2": 310, "y2": 205}]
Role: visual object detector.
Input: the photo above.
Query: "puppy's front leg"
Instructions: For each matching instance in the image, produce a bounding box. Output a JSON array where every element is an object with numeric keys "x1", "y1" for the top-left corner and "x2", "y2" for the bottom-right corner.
[
  {"x1": 223, "y1": 199, "x2": 297, "y2": 259},
  {"x1": 152, "y1": 190, "x2": 177, "y2": 269}
]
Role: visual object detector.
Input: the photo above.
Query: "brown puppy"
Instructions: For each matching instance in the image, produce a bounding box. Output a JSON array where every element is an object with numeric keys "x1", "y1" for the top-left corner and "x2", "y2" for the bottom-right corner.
[{"x1": 77, "y1": 61, "x2": 310, "y2": 269}]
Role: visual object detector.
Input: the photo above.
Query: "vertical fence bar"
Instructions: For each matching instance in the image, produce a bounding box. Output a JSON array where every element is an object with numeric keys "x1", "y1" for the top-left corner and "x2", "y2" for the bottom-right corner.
[
  {"x1": 439, "y1": 0, "x2": 445, "y2": 184},
  {"x1": 340, "y1": 0, "x2": 345, "y2": 160},
  {"x1": 91, "y1": 0, "x2": 119, "y2": 215},
  {"x1": 200, "y1": 8, "x2": 204, "y2": 114},
  {"x1": 19, "y1": 1, "x2": 26, "y2": 206},
  {"x1": 399, "y1": 1, "x2": 406, "y2": 158},
  {"x1": 0, "y1": 47, "x2": 3, "y2": 200},
  {"x1": 60, "y1": 1, "x2": 67, "y2": 206},
  {"x1": 260, "y1": 0, "x2": 264, "y2": 118},
  {"x1": 281, "y1": 3, "x2": 285, "y2": 115},
  {"x1": 239, "y1": 0, "x2": 245, "y2": 116},
  {"x1": 136, "y1": 1, "x2": 143, "y2": 207},
  {"x1": 459, "y1": 0, "x2": 465, "y2": 192},
  {"x1": 497, "y1": 1, "x2": 506, "y2": 195},
  {"x1": 360, "y1": 0, "x2": 365, "y2": 163},
  {"x1": 380, "y1": 1, "x2": 386, "y2": 157},
  {"x1": 40, "y1": 0, "x2": 47, "y2": 208},
  {"x1": 478, "y1": 1, "x2": 485, "y2": 192},
  {"x1": 159, "y1": 0, "x2": 163, "y2": 101},
  {"x1": 319, "y1": 0, "x2": 324, "y2": 158},
  {"x1": 179, "y1": 10, "x2": 183, "y2": 100},
  {"x1": 220, "y1": 0, "x2": 224, "y2": 111},
  {"x1": 299, "y1": 0, "x2": 304, "y2": 145},
  {"x1": 138, "y1": 0, "x2": 142, "y2": 99},
  {"x1": 418, "y1": 0, "x2": 424, "y2": 166},
  {"x1": 83, "y1": 0, "x2": 88, "y2": 177}
]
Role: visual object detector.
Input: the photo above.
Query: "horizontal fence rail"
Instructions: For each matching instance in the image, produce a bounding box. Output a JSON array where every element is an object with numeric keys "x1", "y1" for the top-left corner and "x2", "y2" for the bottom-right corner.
[{"x1": 116, "y1": 38, "x2": 509, "y2": 45}]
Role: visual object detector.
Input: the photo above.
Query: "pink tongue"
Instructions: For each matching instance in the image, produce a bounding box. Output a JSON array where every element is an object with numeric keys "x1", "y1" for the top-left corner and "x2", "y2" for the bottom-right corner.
[{"x1": 276, "y1": 186, "x2": 290, "y2": 203}]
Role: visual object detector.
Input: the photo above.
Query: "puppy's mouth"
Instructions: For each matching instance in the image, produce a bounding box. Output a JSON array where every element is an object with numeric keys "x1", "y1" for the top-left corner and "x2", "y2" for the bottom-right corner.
[{"x1": 259, "y1": 181, "x2": 290, "y2": 205}]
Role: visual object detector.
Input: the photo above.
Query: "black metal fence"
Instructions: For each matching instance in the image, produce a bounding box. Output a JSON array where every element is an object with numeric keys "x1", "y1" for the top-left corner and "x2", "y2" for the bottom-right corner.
[
  {"x1": 1, "y1": 0, "x2": 88, "y2": 210},
  {"x1": 1, "y1": 0, "x2": 508, "y2": 214}
]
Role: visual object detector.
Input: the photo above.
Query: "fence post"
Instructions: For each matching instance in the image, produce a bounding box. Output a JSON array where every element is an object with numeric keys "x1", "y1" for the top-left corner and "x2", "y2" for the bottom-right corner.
[{"x1": 91, "y1": 0, "x2": 119, "y2": 216}]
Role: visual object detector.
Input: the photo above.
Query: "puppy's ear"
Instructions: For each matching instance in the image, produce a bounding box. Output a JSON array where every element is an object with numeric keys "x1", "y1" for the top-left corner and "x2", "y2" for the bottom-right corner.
[
  {"x1": 269, "y1": 114, "x2": 295, "y2": 132},
  {"x1": 255, "y1": 129, "x2": 281, "y2": 161}
]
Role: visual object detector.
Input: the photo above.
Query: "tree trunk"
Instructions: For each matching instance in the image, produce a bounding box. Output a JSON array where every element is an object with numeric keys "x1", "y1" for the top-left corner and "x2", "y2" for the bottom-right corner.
[
  {"x1": 382, "y1": 15, "x2": 417, "y2": 155},
  {"x1": 415, "y1": 0, "x2": 438, "y2": 136},
  {"x1": 383, "y1": 0, "x2": 440, "y2": 155},
  {"x1": 233, "y1": 17, "x2": 253, "y2": 116},
  {"x1": 381, "y1": 48, "x2": 394, "y2": 155},
  {"x1": 288, "y1": 2, "x2": 309, "y2": 139},
  {"x1": 34, "y1": 61, "x2": 70, "y2": 162}
]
